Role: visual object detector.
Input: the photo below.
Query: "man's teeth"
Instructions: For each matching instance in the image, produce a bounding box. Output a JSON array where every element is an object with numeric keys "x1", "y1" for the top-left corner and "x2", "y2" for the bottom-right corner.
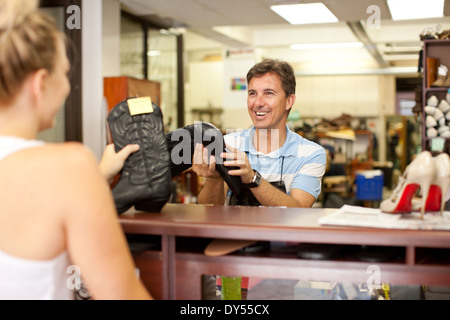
[{"x1": 256, "y1": 112, "x2": 267, "y2": 116}]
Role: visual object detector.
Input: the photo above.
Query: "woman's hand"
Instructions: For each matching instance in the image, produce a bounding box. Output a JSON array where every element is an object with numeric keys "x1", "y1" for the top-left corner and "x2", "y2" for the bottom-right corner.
[{"x1": 99, "y1": 144, "x2": 140, "y2": 184}]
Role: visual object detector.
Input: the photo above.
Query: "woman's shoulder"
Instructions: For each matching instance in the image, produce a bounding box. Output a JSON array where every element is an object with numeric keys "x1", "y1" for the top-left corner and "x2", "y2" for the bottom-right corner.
[
  {"x1": 15, "y1": 142, "x2": 100, "y2": 179},
  {"x1": 36, "y1": 142, "x2": 97, "y2": 163}
]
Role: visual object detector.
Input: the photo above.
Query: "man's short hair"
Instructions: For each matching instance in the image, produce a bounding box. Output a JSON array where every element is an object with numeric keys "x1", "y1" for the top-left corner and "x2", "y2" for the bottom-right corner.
[{"x1": 246, "y1": 59, "x2": 296, "y2": 97}]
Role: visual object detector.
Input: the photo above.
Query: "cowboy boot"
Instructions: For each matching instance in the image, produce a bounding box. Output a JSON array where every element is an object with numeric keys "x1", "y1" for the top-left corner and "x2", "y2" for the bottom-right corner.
[
  {"x1": 166, "y1": 122, "x2": 243, "y2": 196},
  {"x1": 107, "y1": 97, "x2": 172, "y2": 214}
]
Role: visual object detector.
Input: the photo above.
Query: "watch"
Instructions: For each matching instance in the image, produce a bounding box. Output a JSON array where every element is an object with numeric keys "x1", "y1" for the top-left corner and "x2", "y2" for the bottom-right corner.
[{"x1": 245, "y1": 170, "x2": 262, "y2": 188}]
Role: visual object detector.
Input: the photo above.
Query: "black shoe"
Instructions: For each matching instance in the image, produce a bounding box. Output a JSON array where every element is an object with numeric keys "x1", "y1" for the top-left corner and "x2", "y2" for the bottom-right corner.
[
  {"x1": 166, "y1": 122, "x2": 243, "y2": 196},
  {"x1": 107, "y1": 97, "x2": 172, "y2": 214}
]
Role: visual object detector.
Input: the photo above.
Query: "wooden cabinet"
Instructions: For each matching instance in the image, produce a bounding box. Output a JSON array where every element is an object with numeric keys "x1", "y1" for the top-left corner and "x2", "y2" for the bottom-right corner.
[
  {"x1": 104, "y1": 76, "x2": 161, "y2": 112},
  {"x1": 422, "y1": 40, "x2": 450, "y2": 154}
]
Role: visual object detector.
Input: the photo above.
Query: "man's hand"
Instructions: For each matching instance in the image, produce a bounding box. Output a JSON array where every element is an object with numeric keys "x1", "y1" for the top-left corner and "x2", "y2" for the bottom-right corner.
[
  {"x1": 221, "y1": 145, "x2": 254, "y2": 184},
  {"x1": 192, "y1": 143, "x2": 221, "y2": 179}
]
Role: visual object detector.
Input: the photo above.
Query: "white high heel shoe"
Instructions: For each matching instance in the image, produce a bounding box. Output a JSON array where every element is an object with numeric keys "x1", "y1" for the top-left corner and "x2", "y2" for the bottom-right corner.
[
  {"x1": 380, "y1": 151, "x2": 435, "y2": 218},
  {"x1": 425, "y1": 153, "x2": 450, "y2": 215},
  {"x1": 411, "y1": 152, "x2": 450, "y2": 215}
]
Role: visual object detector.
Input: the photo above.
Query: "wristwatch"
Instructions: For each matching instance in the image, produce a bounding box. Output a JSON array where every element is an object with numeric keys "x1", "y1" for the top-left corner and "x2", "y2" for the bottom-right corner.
[{"x1": 245, "y1": 170, "x2": 262, "y2": 188}]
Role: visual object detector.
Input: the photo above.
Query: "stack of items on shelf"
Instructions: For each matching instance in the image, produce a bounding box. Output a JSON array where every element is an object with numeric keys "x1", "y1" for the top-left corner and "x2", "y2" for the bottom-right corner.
[
  {"x1": 425, "y1": 93, "x2": 450, "y2": 138},
  {"x1": 420, "y1": 25, "x2": 450, "y2": 40}
]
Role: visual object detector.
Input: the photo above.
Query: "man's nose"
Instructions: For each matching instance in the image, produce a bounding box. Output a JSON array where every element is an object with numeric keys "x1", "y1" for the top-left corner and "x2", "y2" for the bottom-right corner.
[{"x1": 253, "y1": 93, "x2": 264, "y2": 106}]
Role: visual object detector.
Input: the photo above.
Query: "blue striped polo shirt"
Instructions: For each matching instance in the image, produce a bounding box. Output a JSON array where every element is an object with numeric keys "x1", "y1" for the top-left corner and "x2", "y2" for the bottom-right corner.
[{"x1": 224, "y1": 125, "x2": 326, "y2": 200}]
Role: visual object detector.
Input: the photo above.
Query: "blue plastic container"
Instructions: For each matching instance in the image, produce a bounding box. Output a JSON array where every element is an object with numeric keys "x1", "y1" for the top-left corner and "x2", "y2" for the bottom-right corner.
[{"x1": 355, "y1": 170, "x2": 384, "y2": 201}]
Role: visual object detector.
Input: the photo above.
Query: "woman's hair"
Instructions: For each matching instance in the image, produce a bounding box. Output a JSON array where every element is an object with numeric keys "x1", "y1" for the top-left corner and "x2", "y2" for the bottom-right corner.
[
  {"x1": 246, "y1": 59, "x2": 296, "y2": 97},
  {"x1": 0, "y1": 0, "x2": 61, "y2": 103}
]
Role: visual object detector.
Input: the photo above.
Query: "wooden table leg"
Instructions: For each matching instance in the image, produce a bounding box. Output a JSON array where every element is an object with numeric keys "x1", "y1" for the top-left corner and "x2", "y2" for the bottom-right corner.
[{"x1": 162, "y1": 235, "x2": 176, "y2": 300}]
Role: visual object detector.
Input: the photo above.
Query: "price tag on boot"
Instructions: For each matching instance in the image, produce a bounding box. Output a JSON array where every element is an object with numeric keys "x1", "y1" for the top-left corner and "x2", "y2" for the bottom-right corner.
[{"x1": 127, "y1": 97, "x2": 154, "y2": 116}]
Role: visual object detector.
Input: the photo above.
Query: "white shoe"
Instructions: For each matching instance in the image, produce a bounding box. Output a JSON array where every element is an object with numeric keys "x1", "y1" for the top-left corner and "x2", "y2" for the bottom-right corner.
[
  {"x1": 434, "y1": 108, "x2": 444, "y2": 120},
  {"x1": 426, "y1": 115, "x2": 437, "y2": 128},
  {"x1": 438, "y1": 126, "x2": 450, "y2": 135},
  {"x1": 428, "y1": 153, "x2": 450, "y2": 215},
  {"x1": 411, "y1": 153, "x2": 450, "y2": 216},
  {"x1": 440, "y1": 130, "x2": 450, "y2": 138},
  {"x1": 427, "y1": 127, "x2": 438, "y2": 138},
  {"x1": 439, "y1": 99, "x2": 450, "y2": 113},
  {"x1": 427, "y1": 95, "x2": 439, "y2": 107},
  {"x1": 380, "y1": 151, "x2": 435, "y2": 217},
  {"x1": 425, "y1": 106, "x2": 436, "y2": 115}
]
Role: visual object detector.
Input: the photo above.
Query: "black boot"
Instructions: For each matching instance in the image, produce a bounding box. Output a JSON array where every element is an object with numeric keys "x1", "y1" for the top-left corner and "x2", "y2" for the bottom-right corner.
[
  {"x1": 107, "y1": 97, "x2": 172, "y2": 214},
  {"x1": 165, "y1": 122, "x2": 243, "y2": 196}
]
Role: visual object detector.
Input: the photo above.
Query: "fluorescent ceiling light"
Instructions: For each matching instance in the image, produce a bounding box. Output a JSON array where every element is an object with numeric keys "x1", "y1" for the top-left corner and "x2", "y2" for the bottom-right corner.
[
  {"x1": 270, "y1": 3, "x2": 338, "y2": 25},
  {"x1": 147, "y1": 50, "x2": 161, "y2": 57},
  {"x1": 387, "y1": 0, "x2": 444, "y2": 21},
  {"x1": 291, "y1": 42, "x2": 364, "y2": 50}
]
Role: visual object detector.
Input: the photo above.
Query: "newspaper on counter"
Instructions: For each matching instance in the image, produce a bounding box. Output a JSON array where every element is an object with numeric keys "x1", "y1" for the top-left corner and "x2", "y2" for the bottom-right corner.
[{"x1": 318, "y1": 205, "x2": 450, "y2": 230}]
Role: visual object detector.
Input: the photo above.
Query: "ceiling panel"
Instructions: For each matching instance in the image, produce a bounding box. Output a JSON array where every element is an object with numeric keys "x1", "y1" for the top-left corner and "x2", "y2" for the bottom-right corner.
[
  {"x1": 324, "y1": 0, "x2": 392, "y2": 21},
  {"x1": 120, "y1": 0, "x2": 450, "y2": 68}
]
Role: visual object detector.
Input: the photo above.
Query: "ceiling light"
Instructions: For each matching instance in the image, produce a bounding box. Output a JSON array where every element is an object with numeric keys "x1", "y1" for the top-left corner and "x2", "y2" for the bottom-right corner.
[
  {"x1": 291, "y1": 42, "x2": 364, "y2": 50},
  {"x1": 387, "y1": 0, "x2": 444, "y2": 21},
  {"x1": 270, "y1": 3, "x2": 338, "y2": 25},
  {"x1": 147, "y1": 50, "x2": 161, "y2": 57}
]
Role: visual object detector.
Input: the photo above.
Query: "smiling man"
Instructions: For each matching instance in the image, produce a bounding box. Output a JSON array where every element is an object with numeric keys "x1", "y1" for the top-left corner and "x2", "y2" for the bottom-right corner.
[{"x1": 193, "y1": 59, "x2": 327, "y2": 208}]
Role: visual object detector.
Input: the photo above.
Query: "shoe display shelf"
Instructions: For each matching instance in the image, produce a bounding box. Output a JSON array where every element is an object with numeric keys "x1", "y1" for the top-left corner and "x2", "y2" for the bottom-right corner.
[{"x1": 422, "y1": 39, "x2": 450, "y2": 155}]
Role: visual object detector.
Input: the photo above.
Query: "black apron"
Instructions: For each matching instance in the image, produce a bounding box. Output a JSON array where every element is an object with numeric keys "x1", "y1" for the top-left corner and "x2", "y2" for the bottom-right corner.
[{"x1": 229, "y1": 157, "x2": 287, "y2": 206}]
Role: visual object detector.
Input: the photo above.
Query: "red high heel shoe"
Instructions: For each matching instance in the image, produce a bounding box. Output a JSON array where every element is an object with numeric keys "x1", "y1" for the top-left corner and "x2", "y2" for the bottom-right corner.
[{"x1": 380, "y1": 151, "x2": 435, "y2": 218}]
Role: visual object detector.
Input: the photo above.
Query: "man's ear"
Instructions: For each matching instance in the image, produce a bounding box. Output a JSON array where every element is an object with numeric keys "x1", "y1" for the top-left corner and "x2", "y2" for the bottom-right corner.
[
  {"x1": 30, "y1": 69, "x2": 48, "y2": 104},
  {"x1": 286, "y1": 94, "x2": 296, "y2": 111}
]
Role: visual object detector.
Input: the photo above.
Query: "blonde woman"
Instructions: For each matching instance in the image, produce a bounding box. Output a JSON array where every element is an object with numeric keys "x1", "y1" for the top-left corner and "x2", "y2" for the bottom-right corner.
[{"x1": 0, "y1": 0, "x2": 151, "y2": 300}]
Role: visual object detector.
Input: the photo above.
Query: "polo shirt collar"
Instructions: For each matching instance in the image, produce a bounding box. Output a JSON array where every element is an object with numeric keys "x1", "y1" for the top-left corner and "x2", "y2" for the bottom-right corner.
[{"x1": 244, "y1": 125, "x2": 298, "y2": 158}]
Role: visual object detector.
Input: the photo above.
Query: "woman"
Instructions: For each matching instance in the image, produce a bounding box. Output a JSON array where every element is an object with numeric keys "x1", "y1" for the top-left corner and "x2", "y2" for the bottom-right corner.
[{"x1": 0, "y1": 0, "x2": 151, "y2": 299}]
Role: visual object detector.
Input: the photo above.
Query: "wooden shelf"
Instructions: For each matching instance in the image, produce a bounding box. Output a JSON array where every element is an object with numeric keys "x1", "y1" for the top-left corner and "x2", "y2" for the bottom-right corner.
[{"x1": 421, "y1": 39, "x2": 450, "y2": 154}]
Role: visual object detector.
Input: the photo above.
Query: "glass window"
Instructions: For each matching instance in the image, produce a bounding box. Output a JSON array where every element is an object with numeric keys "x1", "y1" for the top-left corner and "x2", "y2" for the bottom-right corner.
[
  {"x1": 148, "y1": 29, "x2": 178, "y2": 132},
  {"x1": 38, "y1": 7, "x2": 66, "y2": 143},
  {"x1": 120, "y1": 15, "x2": 144, "y2": 78}
]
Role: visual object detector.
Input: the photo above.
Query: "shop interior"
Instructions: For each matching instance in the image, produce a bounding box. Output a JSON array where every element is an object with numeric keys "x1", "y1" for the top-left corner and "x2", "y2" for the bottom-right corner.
[{"x1": 39, "y1": 0, "x2": 450, "y2": 300}]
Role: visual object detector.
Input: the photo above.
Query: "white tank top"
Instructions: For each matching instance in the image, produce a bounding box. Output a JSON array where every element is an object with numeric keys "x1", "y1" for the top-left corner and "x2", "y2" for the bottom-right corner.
[{"x1": 0, "y1": 136, "x2": 74, "y2": 300}]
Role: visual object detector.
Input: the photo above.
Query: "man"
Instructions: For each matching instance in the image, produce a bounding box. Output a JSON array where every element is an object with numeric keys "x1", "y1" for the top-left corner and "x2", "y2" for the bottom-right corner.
[{"x1": 193, "y1": 59, "x2": 326, "y2": 207}]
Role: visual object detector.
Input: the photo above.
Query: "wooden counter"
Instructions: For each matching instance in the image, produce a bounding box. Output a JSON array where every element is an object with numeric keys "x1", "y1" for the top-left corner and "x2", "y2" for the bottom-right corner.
[{"x1": 120, "y1": 204, "x2": 450, "y2": 300}]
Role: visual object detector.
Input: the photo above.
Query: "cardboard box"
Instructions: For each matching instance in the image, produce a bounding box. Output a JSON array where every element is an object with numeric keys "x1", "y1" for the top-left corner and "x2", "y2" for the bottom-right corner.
[{"x1": 294, "y1": 280, "x2": 337, "y2": 300}]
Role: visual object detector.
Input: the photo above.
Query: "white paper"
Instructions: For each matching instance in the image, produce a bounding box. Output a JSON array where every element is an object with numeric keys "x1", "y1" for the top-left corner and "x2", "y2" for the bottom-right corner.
[{"x1": 318, "y1": 205, "x2": 450, "y2": 230}]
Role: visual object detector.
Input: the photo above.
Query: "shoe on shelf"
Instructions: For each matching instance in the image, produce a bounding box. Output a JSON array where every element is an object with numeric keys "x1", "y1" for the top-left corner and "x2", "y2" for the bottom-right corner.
[
  {"x1": 438, "y1": 126, "x2": 450, "y2": 135},
  {"x1": 427, "y1": 95, "x2": 439, "y2": 107},
  {"x1": 440, "y1": 130, "x2": 450, "y2": 138},
  {"x1": 426, "y1": 115, "x2": 438, "y2": 128},
  {"x1": 380, "y1": 151, "x2": 435, "y2": 218},
  {"x1": 427, "y1": 127, "x2": 438, "y2": 138},
  {"x1": 433, "y1": 108, "x2": 445, "y2": 121},
  {"x1": 439, "y1": 99, "x2": 450, "y2": 113},
  {"x1": 424, "y1": 105, "x2": 436, "y2": 115},
  {"x1": 432, "y1": 65, "x2": 449, "y2": 87}
]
